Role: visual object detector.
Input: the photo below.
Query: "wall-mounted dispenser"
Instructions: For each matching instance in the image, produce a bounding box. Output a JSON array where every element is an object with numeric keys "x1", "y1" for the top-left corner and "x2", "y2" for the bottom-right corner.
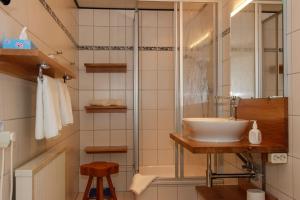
[{"x1": 0, "y1": 0, "x2": 11, "y2": 5}]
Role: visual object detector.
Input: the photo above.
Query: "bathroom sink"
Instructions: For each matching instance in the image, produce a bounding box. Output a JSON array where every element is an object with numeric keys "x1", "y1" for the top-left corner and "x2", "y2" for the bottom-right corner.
[{"x1": 183, "y1": 118, "x2": 249, "y2": 142}]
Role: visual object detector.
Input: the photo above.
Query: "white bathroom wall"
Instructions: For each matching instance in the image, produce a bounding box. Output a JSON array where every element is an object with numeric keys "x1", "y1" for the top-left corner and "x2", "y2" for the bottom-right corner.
[
  {"x1": 0, "y1": 0, "x2": 79, "y2": 200},
  {"x1": 266, "y1": 0, "x2": 300, "y2": 199},
  {"x1": 138, "y1": 10, "x2": 175, "y2": 167},
  {"x1": 78, "y1": 9, "x2": 135, "y2": 194}
]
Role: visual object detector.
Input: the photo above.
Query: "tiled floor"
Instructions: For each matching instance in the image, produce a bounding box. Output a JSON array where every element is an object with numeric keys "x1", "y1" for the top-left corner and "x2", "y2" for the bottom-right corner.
[{"x1": 76, "y1": 192, "x2": 134, "y2": 200}]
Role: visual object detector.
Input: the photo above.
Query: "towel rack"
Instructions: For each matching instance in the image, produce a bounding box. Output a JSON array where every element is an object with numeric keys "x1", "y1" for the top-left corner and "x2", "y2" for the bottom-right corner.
[{"x1": 0, "y1": 49, "x2": 76, "y2": 82}]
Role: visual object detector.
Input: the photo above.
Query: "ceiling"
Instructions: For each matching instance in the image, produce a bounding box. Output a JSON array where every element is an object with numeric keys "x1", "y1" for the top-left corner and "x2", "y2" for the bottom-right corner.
[{"x1": 75, "y1": 0, "x2": 175, "y2": 9}]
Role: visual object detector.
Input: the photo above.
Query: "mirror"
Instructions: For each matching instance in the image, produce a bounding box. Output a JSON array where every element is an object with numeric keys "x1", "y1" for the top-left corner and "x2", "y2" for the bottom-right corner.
[{"x1": 230, "y1": 2, "x2": 284, "y2": 98}]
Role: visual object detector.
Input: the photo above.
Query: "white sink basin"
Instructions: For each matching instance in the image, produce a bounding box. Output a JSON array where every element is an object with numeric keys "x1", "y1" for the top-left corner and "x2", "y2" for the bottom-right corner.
[{"x1": 183, "y1": 118, "x2": 249, "y2": 143}]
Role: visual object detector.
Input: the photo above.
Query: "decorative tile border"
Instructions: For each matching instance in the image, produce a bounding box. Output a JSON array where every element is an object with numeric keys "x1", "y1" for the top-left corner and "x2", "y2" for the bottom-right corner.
[
  {"x1": 39, "y1": 0, "x2": 78, "y2": 47},
  {"x1": 222, "y1": 28, "x2": 230, "y2": 37},
  {"x1": 79, "y1": 45, "x2": 174, "y2": 51},
  {"x1": 40, "y1": 0, "x2": 174, "y2": 52}
]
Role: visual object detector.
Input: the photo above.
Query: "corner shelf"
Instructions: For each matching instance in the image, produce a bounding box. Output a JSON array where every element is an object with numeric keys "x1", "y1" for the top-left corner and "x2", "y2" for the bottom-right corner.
[
  {"x1": 84, "y1": 146, "x2": 128, "y2": 154},
  {"x1": 85, "y1": 105, "x2": 127, "y2": 113},
  {"x1": 85, "y1": 63, "x2": 127, "y2": 73},
  {"x1": 0, "y1": 49, "x2": 76, "y2": 81}
]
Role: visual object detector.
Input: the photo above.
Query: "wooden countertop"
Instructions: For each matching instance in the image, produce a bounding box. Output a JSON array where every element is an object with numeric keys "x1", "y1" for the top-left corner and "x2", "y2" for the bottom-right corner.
[
  {"x1": 171, "y1": 98, "x2": 288, "y2": 154},
  {"x1": 170, "y1": 133, "x2": 288, "y2": 154}
]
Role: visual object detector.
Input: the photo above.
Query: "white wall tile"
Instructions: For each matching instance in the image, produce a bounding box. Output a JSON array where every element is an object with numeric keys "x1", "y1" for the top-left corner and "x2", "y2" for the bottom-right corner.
[
  {"x1": 142, "y1": 130, "x2": 158, "y2": 150},
  {"x1": 94, "y1": 9, "x2": 109, "y2": 26},
  {"x1": 80, "y1": 131, "x2": 93, "y2": 149},
  {"x1": 158, "y1": 186, "x2": 177, "y2": 200},
  {"x1": 79, "y1": 26, "x2": 93, "y2": 46},
  {"x1": 292, "y1": 0, "x2": 300, "y2": 32},
  {"x1": 141, "y1": 51, "x2": 158, "y2": 70},
  {"x1": 158, "y1": 27, "x2": 173, "y2": 47},
  {"x1": 80, "y1": 111, "x2": 93, "y2": 130},
  {"x1": 79, "y1": 50, "x2": 93, "y2": 70},
  {"x1": 292, "y1": 73, "x2": 300, "y2": 115},
  {"x1": 111, "y1": 113, "x2": 126, "y2": 130},
  {"x1": 158, "y1": 149, "x2": 174, "y2": 165},
  {"x1": 141, "y1": 11, "x2": 158, "y2": 27},
  {"x1": 142, "y1": 150, "x2": 158, "y2": 166},
  {"x1": 110, "y1": 26, "x2": 126, "y2": 46},
  {"x1": 110, "y1": 51, "x2": 126, "y2": 63},
  {"x1": 94, "y1": 26, "x2": 109, "y2": 46},
  {"x1": 142, "y1": 90, "x2": 158, "y2": 110},
  {"x1": 79, "y1": 9, "x2": 93, "y2": 26},
  {"x1": 94, "y1": 73, "x2": 110, "y2": 90},
  {"x1": 94, "y1": 50, "x2": 109, "y2": 63},
  {"x1": 111, "y1": 130, "x2": 126, "y2": 146},
  {"x1": 158, "y1": 110, "x2": 174, "y2": 131},
  {"x1": 141, "y1": 110, "x2": 158, "y2": 130},
  {"x1": 111, "y1": 74, "x2": 126, "y2": 90},
  {"x1": 141, "y1": 71, "x2": 158, "y2": 90},
  {"x1": 94, "y1": 130, "x2": 110, "y2": 146},
  {"x1": 110, "y1": 10, "x2": 126, "y2": 27},
  {"x1": 94, "y1": 113, "x2": 110, "y2": 130},
  {"x1": 292, "y1": 116, "x2": 300, "y2": 158},
  {"x1": 157, "y1": 51, "x2": 174, "y2": 70},
  {"x1": 178, "y1": 186, "x2": 197, "y2": 200},
  {"x1": 79, "y1": 70, "x2": 93, "y2": 90},
  {"x1": 136, "y1": 186, "x2": 158, "y2": 200},
  {"x1": 125, "y1": 10, "x2": 135, "y2": 27},
  {"x1": 291, "y1": 31, "x2": 300, "y2": 73},
  {"x1": 158, "y1": 11, "x2": 173, "y2": 28},
  {"x1": 158, "y1": 70, "x2": 174, "y2": 90},
  {"x1": 158, "y1": 91, "x2": 174, "y2": 110},
  {"x1": 293, "y1": 158, "x2": 300, "y2": 199},
  {"x1": 141, "y1": 27, "x2": 158, "y2": 47},
  {"x1": 79, "y1": 90, "x2": 93, "y2": 110}
]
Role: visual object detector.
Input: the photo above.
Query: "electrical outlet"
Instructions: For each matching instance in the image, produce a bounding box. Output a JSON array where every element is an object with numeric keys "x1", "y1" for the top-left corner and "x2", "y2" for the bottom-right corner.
[
  {"x1": 0, "y1": 131, "x2": 11, "y2": 148},
  {"x1": 0, "y1": 121, "x2": 4, "y2": 132},
  {"x1": 268, "y1": 153, "x2": 288, "y2": 164}
]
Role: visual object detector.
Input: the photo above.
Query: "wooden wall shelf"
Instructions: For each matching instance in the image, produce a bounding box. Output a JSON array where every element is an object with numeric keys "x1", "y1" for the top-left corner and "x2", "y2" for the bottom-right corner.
[
  {"x1": 85, "y1": 105, "x2": 127, "y2": 113},
  {"x1": 84, "y1": 146, "x2": 128, "y2": 154},
  {"x1": 196, "y1": 185, "x2": 277, "y2": 200},
  {"x1": 0, "y1": 49, "x2": 76, "y2": 82},
  {"x1": 85, "y1": 63, "x2": 127, "y2": 73}
]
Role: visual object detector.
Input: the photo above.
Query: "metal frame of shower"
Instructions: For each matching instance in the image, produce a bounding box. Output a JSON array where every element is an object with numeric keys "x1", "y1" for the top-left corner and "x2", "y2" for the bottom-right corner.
[{"x1": 133, "y1": 0, "x2": 224, "y2": 178}]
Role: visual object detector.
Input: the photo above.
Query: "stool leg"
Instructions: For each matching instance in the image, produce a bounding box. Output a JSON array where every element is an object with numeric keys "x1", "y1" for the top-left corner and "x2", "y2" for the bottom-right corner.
[
  {"x1": 96, "y1": 177, "x2": 104, "y2": 200},
  {"x1": 83, "y1": 176, "x2": 93, "y2": 200},
  {"x1": 106, "y1": 175, "x2": 117, "y2": 200}
]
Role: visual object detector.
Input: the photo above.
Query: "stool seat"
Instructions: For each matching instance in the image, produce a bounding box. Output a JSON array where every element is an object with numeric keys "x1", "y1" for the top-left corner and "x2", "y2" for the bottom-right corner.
[
  {"x1": 80, "y1": 162, "x2": 119, "y2": 200},
  {"x1": 80, "y1": 161, "x2": 119, "y2": 177}
]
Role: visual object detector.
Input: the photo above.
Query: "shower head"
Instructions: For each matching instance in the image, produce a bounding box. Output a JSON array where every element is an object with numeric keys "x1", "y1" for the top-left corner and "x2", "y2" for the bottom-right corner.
[{"x1": 1, "y1": 0, "x2": 10, "y2": 5}]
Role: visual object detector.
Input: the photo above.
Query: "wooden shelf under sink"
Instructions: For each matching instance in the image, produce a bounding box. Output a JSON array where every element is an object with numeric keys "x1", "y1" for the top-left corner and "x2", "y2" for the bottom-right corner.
[
  {"x1": 85, "y1": 63, "x2": 127, "y2": 73},
  {"x1": 0, "y1": 49, "x2": 75, "y2": 81},
  {"x1": 85, "y1": 105, "x2": 127, "y2": 113},
  {"x1": 196, "y1": 185, "x2": 277, "y2": 200},
  {"x1": 84, "y1": 146, "x2": 128, "y2": 154},
  {"x1": 196, "y1": 179, "x2": 278, "y2": 200}
]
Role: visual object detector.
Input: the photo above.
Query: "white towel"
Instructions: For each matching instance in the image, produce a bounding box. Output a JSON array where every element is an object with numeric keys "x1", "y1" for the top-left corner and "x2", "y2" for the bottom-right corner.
[
  {"x1": 56, "y1": 80, "x2": 73, "y2": 125},
  {"x1": 129, "y1": 174, "x2": 157, "y2": 195},
  {"x1": 43, "y1": 76, "x2": 62, "y2": 139},
  {"x1": 35, "y1": 77, "x2": 44, "y2": 140}
]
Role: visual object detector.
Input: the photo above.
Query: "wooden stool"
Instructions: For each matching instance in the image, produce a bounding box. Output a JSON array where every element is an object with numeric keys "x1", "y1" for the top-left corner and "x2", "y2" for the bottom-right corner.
[{"x1": 80, "y1": 162, "x2": 119, "y2": 200}]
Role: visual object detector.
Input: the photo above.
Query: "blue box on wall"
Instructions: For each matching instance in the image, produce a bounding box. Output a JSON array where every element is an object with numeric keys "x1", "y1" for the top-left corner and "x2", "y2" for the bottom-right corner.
[{"x1": 1, "y1": 39, "x2": 32, "y2": 49}]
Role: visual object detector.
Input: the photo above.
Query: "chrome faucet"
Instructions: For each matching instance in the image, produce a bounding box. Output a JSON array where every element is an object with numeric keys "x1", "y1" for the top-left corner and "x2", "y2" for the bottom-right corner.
[{"x1": 230, "y1": 96, "x2": 240, "y2": 120}]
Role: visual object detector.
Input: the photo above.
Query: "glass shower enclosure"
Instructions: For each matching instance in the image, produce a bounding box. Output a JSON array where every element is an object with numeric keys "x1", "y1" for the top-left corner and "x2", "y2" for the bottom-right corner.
[{"x1": 133, "y1": 0, "x2": 221, "y2": 179}]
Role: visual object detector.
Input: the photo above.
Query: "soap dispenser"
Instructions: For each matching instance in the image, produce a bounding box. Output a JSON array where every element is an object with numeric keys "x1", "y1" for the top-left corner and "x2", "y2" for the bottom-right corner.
[{"x1": 249, "y1": 120, "x2": 262, "y2": 145}]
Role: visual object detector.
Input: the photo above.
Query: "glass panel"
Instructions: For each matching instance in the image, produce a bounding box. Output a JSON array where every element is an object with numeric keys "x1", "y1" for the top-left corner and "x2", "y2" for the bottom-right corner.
[
  {"x1": 261, "y1": 4, "x2": 283, "y2": 97},
  {"x1": 230, "y1": 4, "x2": 256, "y2": 98},
  {"x1": 182, "y1": 2, "x2": 218, "y2": 177}
]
